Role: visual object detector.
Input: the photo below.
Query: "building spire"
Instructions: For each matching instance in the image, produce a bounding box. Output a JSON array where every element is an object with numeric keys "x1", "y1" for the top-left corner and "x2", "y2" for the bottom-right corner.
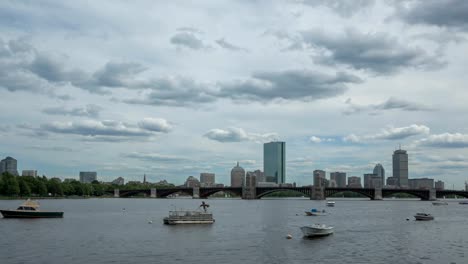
[
  {"x1": 143, "y1": 174, "x2": 146, "y2": 184},
  {"x1": 237, "y1": 161, "x2": 239, "y2": 167}
]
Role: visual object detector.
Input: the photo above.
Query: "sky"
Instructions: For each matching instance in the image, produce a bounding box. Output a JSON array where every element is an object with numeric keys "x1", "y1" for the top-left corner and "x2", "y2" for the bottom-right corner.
[{"x1": 1, "y1": 0, "x2": 468, "y2": 188}]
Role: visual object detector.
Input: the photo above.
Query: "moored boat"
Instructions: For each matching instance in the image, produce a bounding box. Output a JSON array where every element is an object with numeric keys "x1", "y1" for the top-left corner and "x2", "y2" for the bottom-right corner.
[
  {"x1": 459, "y1": 201, "x2": 468, "y2": 205},
  {"x1": 0, "y1": 199, "x2": 63, "y2": 218},
  {"x1": 326, "y1": 201, "x2": 335, "y2": 207},
  {"x1": 163, "y1": 201, "x2": 214, "y2": 225},
  {"x1": 432, "y1": 201, "x2": 448, "y2": 206},
  {"x1": 305, "y1": 208, "x2": 327, "y2": 216},
  {"x1": 414, "y1": 213, "x2": 434, "y2": 221},
  {"x1": 300, "y1": 224, "x2": 334, "y2": 237}
]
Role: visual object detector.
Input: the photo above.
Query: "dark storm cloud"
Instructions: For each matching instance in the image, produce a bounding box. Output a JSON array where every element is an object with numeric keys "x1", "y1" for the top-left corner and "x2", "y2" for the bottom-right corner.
[
  {"x1": 170, "y1": 32, "x2": 209, "y2": 50},
  {"x1": 397, "y1": 0, "x2": 468, "y2": 31},
  {"x1": 343, "y1": 97, "x2": 434, "y2": 115},
  {"x1": 217, "y1": 70, "x2": 362, "y2": 102},
  {"x1": 42, "y1": 104, "x2": 103, "y2": 118},
  {"x1": 215, "y1": 38, "x2": 248, "y2": 52},
  {"x1": 300, "y1": 0, "x2": 375, "y2": 17},
  {"x1": 299, "y1": 28, "x2": 444, "y2": 74}
]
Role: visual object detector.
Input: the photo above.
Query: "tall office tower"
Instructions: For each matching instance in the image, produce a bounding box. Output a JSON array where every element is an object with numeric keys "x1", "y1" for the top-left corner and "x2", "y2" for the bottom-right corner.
[
  {"x1": 313, "y1": 170, "x2": 326, "y2": 187},
  {"x1": 330, "y1": 172, "x2": 347, "y2": 187},
  {"x1": 0, "y1": 156, "x2": 19, "y2": 176},
  {"x1": 373, "y1": 164, "x2": 385, "y2": 187},
  {"x1": 263, "y1": 141, "x2": 286, "y2": 184},
  {"x1": 231, "y1": 162, "x2": 245, "y2": 187},
  {"x1": 200, "y1": 173, "x2": 215, "y2": 187},
  {"x1": 79, "y1": 171, "x2": 97, "y2": 183},
  {"x1": 393, "y1": 149, "x2": 408, "y2": 187},
  {"x1": 434, "y1": 180, "x2": 444, "y2": 190},
  {"x1": 347, "y1": 176, "x2": 362, "y2": 188}
]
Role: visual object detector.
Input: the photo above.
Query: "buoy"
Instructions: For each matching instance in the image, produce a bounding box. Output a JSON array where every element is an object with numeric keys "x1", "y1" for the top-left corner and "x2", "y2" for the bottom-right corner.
[
  {"x1": 406, "y1": 218, "x2": 409, "y2": 221},
  {"x1": 148, "y1": 220, "x2": 153, "y2": 224},
  {"x1": 286, "y1": 234, "x2": 292, "y2": 239}
]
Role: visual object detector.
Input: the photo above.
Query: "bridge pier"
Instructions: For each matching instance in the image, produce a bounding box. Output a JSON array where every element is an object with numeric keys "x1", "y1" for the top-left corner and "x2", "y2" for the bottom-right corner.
[
  {"x1": 374, "y1": 188, "x2": 382, "y2": 200},
  {"x1": 193, "y1": 187, "x2": 200, "y2": 199},
  {"x1": 311, "y1": 186, "x2": 325, "y2": 200},
  {"x1": 114, "y1": 189, "x2": 120, "y2": 198},
  {"x1": 150, "y1": 188, "x2": 157, "y2": 198},
  {"x1": 429, "y1": 189, "x2": 436, "y2": 201}
]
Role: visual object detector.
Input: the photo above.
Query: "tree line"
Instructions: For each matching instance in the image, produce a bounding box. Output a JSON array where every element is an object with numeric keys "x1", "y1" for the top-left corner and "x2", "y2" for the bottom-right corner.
[{"x1": 0, "y1": 172, "x2": 174, "y2": 198}]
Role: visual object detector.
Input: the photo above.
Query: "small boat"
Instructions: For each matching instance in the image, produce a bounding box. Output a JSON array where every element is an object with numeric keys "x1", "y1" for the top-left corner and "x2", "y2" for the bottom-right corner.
[
  {"x1": 326, "y1": 201, "x2": 335, "y2": 207},
  {"x1": 163, "y1": 201, "x2": 215, "y2": 225},
  {"x1": 0, "y1": 199, "x2": 63, "y2": 218},
  {"x1": 432, "y1": 201, "x2": 448, "y2": 206},
  {"x1": 305, "y1": 208, "x2": 327, "y2": 216},
  {"x1": 300, "y1": 224, "x2": 334, "y2": 237},
  {"x1": 414, "y1": 213, "x2": 434, "y2": 221},
  {"x1": 459, "y1": 201, "x2": 468, "y2": 205}
]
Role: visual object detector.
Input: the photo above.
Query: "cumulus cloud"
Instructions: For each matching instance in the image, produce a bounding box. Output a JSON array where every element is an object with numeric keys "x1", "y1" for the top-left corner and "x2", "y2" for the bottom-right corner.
[
  {"x1": 309, "y1": 136, "x2": 334, "y2": 143},
  {"x1": 300, "y1": 0, "x2": 375, "y2": 17},
  {"x1": 215, "y1": 38, "x2": 248, "y2": 52},
  {"x1": 396, "y1": 0, "x2": 468, "y2": 31},
  {"x1": 217, "y1": 70, "x2": 362, "y2": 102},
  {"x1": 415, "y1": 133, "x2": 468, "y2": 148},
  {"x1": 42, "y1": 104, "x2": 103, "y2": 118},
  {"x1": 40, "y1": 118, "x2": 171, "y2": 140},
  {"x1": 204, "y1": 127, "x2": 278, "y2": 143},
  {"x1": 343, "y1": 124, "x2": 430, "y2": 142},
  {"x1": 124, "y1": 152, "x2": 187, "y2": 162},
  {"x1": 170, "y1": 32, "x2": 209, "y2": 50},
  {"x1": 296, "y1": 28, "x2": 444, "y2": 74},
  {"x1": 138, "y1": 118, "x2": 173, "y2": 133},
  {"x1": 343, "y1": 97, "x2": 435, "y2": 115}
]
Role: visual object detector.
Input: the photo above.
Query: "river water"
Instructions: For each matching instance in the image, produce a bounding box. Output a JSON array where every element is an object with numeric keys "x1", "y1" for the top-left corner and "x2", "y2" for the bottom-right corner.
[{"x1": 1, "y1": 198, "x2": 467, "y2": 264}]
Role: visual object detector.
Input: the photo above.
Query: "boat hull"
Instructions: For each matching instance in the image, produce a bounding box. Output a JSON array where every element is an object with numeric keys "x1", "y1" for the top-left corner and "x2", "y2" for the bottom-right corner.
[
  {"x1": 0, "y1": 210, "x2": 63, "y2": 218},
  {"x1": 414, "y1": 216, "x2": 434, "y2": 221},
  {"x1": 300, "y1": 226, "x2": 334, "y2": 237},
  {"x1": 305, "y1": 211, "x2": 327, "y2": 216},
  {"x1": 163, "y1": 218, "x2": 215, "y2": 225}
]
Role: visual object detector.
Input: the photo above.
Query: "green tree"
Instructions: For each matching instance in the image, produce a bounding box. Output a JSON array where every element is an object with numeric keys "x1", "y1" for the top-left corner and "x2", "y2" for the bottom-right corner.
[
  {"x1": 4, "y1": 173, "x2": 20, "y2": 196},
  {"x1": 37, "y1": 181, "x2": 48, "y2": 197},
  {"x1": 18, "y1": 178, "x2": 31, "y2": 197},
  {"x1": 48, "y1": 179, "x2": 63, "y2": 196}
]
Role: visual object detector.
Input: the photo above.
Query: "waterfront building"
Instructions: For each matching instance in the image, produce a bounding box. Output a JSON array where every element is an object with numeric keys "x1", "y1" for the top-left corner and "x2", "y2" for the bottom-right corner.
[
  {"x1": 200, "y1": 173, "x2": 215, "y2": 187},
  {"x1": 231, "y1": 162, "x2": 245, "y2": 187},
  {"x1": 155, "y1": 180, "x2": 172, "y2": 186},
  {"x1": 79, "y1": 171, "x2": 97, "y2": 183},
  {"x1": 22, "y1": 170, "x2": 38, "y2": 177},
  {"x1": 184, "y1": 176, "x2": 200, "y2": 187},
  {"x1": 364, "y1": 173, "x2": 382, "y2": 188},
  {"x1": 393, "y1": 149, "x2": 409, "y2": 187},
  {"x1": 330, "y1": 172, "x2": 347, "y2": 187},
  {"x1": 328, "y1": 179, "x2": 337, "y2": 187},
  {"x1": 409, "y1": 178, "x2": 434, "y2": 190},
  {"x1": 257, "y1": 182, "x2": 279, "y2": 187},
  {"x1": 435, "y1": 180, "x2": 444, "y2": 190},
  {"x1": 0, "y1": 156, "x2": 19, "y2": 176},
  {"x1": 386, "y1": 176, "x2": 398, "y2": 187},
  {"x1": 263, "y1": 141, "x2": 286, "y2": 184},
  {"x1": 313, "y1": 170, "x2": 326, "y2": 187},
  {"x1": 111, "y1": 177, "x2": 125, "y2": 185},
  {"x1": 244, "y1": 173, "x2": 257, "y2": 199},
  {"x1": 247, "y1": 170, "x2": 264, "y2": 183},
  {"x1": 347, "y1": 176, "x2": 362, "y2": 188},
  {"x1": 373, "y1": 164, "x2": 385, "y2": 187}
]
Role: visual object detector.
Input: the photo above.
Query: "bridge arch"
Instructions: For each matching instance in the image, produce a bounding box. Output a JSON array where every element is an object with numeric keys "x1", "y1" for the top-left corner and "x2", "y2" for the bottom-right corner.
[
  {"x1": 382, "y1": 189, "x2": 429, "y2": 200},
  {"x1": 436, "y1": 191, "x2": 468, "y2": 199},
  {"x1": 158, "y1": 188, "x2": 193, "y2": 198},
  {"x1": 119, "y1": 189, "x2": 150, "y2": 197},
  {"x1": 324, "y1": 189, "x2": 373, "y2": 200},
  {"x1": 199, "y1": 188, "x2": 242, "y2": 198},
  {"x1": 256, "y1": 188, "x2": 310, "y2": 199}
]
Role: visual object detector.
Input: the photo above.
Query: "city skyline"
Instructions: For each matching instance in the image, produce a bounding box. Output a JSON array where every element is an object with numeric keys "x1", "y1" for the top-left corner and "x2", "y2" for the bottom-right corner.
[{"x1": 1, "y1": 1, "x2": 468, "y2": 188}]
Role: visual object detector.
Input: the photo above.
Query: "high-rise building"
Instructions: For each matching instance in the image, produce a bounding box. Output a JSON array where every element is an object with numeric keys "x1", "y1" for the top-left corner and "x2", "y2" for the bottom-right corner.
[
  {"x1": 200, "y1": 173, "x2": 215, "y2": 187},
  {"x1": 313, "y1": 170, "x2": 326, "y2": 187},
  {"x1": 79, "y1": 171, "x2": 97, "y2": 183},
  {"x1": 373, "y1": 164, "x2": 385, "y2": 187},
  {"x1": 435, "y1": 180, "x2": 444, "y2": 190},
  {"x1": 363, "y1": 173, "x2": 382, "y2": 188},
  {"x1": 393, "y1": 149, "x2": 408, "y2": 187},
  {"x1": 330, "y1": 172, "x2": 347, "y2": 187},
  {"x1": 263, "y1": 141, "x2": 286, "y2": 184},
  {"x1": 111, "y1": 177, "x2": 125, "y2": 185},
  {"x1": 386, "y1": 176, "x2": 398, "y2": 187},
  {"x1": 184, "y1": 176, "x2": 200, "y2": 187},
  {"x1": 231, "y1": 162, "x2": 245, "y2": 187},
  {"x1": 0, "y1": 156, "x2": 19, "y2": 176},
  {"x1": 347, "y1": 176, "x2": 362, "y2": 188},
  {"x1": 409, "y1": 178, "x2": 434, "y2": 189},
  {"x1": 22, "y1": 170, "x2": 38, "y2": 177},
  {"x1": 247, "y1": 170, "x2": 265, "y2": 183}
]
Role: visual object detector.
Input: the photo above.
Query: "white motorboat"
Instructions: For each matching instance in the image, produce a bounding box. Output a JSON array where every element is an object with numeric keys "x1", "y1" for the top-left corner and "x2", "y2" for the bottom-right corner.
[
  {"x1": 414, "y1": 213, "x2": 434, "y2": 221},
  {"x1": 300, "y1": 224, "x2": 334, "y2": 237},
  {"x1": 459, "y1": 201, "x2": 468, "y2": 205},
  {"x1": 432, "y1": 201, "x2": 448, "y2": 206},
  {"x1": 305, "y1": 209, "x2": 327, "y2": 216},
  {"x1": 326, "y1": 201, "x2": 335, "y2": 207}
]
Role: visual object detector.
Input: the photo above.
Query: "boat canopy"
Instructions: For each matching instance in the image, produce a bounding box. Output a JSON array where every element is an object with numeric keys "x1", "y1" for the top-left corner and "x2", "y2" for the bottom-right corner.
[
  {"x1": 20, "y1": 199, "x2": 40, "y2": 209},
  {"x1": 311, "y1": 209, "x2": 318, "y2": 212}
]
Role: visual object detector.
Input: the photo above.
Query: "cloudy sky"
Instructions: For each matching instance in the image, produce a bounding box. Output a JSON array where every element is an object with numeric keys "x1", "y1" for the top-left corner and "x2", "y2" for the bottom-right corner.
[{"x1": 1, "y1": 0, "x2": 468, "y2": 187}]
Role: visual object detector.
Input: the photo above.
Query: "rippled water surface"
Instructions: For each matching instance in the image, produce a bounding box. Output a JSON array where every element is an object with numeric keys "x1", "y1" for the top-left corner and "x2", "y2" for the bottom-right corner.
[{"x1": 1, "y1": 198, "x2": 467, "y2": 264}]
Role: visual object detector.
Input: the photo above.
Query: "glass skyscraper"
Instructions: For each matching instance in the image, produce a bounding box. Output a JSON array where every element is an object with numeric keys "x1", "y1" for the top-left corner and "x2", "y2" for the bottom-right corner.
[
  {"x1": 263, "y1": 141, "x2": 286, "y2": 184},
  {"x1": 392, "y1": 149, "x2": 408, "y2": 187}
]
